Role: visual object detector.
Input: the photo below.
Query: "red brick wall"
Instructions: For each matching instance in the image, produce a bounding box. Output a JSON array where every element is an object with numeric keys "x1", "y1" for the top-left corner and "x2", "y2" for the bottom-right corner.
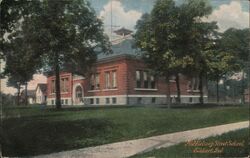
[
  {"x1": 85, "y1": 57, "x2": 128, "y2": 97},
  {"x1": 47, "y1": 56, "x2": 207, "y2": 99},
  {"x1": 125, "y1": 58, "x2": 201, "y2": 96},
  {"x1": 47, "y1": 72, "x2": 72, "y2": 98}
]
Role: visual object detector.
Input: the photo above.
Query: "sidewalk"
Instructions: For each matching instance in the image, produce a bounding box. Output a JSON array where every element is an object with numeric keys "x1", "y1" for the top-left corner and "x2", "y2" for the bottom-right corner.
[{"x1": 34, "y1": 121, "x2": 249, "y2": 158}]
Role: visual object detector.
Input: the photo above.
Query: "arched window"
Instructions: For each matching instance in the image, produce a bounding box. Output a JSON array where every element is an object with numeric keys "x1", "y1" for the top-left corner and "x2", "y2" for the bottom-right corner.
[{"x1": 75, "y1": 86, "x2": 82, "y2": 98}]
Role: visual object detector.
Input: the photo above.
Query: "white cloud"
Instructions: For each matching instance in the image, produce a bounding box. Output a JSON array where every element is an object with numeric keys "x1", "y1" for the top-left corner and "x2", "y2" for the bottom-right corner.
[
  {"x1": 205, "y1": 1, "x2": 249, "y2": 32},
  {"x1": 99, "y1": 1, "x2": 142, "y2": 38}
]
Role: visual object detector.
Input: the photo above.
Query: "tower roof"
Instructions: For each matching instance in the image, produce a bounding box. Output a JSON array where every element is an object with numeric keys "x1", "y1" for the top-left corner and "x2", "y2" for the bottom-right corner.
[{"x1": 114, "y1": 27, "x2": 133, "y2": 36}]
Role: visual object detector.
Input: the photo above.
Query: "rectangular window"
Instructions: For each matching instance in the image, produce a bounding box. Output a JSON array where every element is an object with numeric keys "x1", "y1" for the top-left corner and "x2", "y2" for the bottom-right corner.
[
  {"x1": 106, "y1": 98, "x2": 110, "y2": 104},
  {"x1": 152, "y1": 97, "x2": 156, "y2": 103},
  {"x1": 90, "y1": 74, "x2": 95, "y2": 90},
  {"x1": 112, "y1": 97, "x2": 117, "y2": 104},
  {"x1": 189, "y1": 97, "x2": 193, "y2": 103},
  {"x1": 150, "y1": 76, "x2": 155, "y2": 89},
  {"x1": 96, "y1": 98, "x2": 99, "y2": 104},
  {"x1": 51, "y1": 100, "x2": 54, "y2": 105},
  {"x1": 61, "y1": 99, "x2": 64, "y2": 105},
  {"x1": 112, "y1": 71, "x2": 117, "y2": 88},
  {"x1": 105, "y1": 72, "x2": 110, "y2": 89},
  {"x1": 137, "y1": 97, "x2": 142, "y2": 104},
  {"x1": 143, "y1": 71, "x2": 148, "y2": 88},
  {"x1": 189, "y1": 77, "x2": 200, "y2": 91},
  {"x1": 136, "y1": 71, "x2": 141, "y2": 88},
  {"x1": 95, "y1": 73, "x2": 100, "y2": 89},
  {"x1": 90, "y1": 98, "x2": 94, "y2": 104},
  {"x1": 194, "y1": 78, "x2": 199, "y2": 90},
  {"x1": 61, "y1": 78, "x2": 69, "y2": 92},
  {"x1": 51, "y1": 80, "x2": 55, "y2": 93},
  {"x1": 65, "y1": 99, "x2": 68, "y2": 105}
]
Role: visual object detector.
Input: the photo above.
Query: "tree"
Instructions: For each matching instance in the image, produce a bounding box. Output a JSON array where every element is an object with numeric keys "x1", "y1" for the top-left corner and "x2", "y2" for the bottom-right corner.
[
  {"x1": 219, "y1": 28, "x2": 250, "y2": 103},
  {"x1": 206, "y1": 33, "x2": 241, "y2": 103},
  {"x1": 0, "y1": 0, "x2": 39, "y2": 57},
  {"x1": 18, "y1": 0, "x2": 111, "y2": 109},
  {"x1": 176, "y1": 0, "x2": 219, "y2": 104},
  {"x1": 135, "y1": 0, "x2": 217, "y2": 104},
  {"x1": 3, "y1": 33, "x2": 41, "y2": 105},
  {"x1": 134, "y1": 0, "x2": 184, "y2": 104}
]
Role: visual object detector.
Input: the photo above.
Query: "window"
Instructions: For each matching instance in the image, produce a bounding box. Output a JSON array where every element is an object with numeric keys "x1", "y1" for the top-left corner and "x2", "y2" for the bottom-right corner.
[
  {"x1": 90, "y1": 74, "x2": 95, "y2": 90},
  {"x1": 112, "y1": 97, "x2": 117, "y2": 104},
  {"x1": 65, "y1": 99, "x2": 68, "y2": 105},
  {"x1": 105, "y1": 72, "x2": 110, "y2": 89},
  {"x1": 111, "y1": 71, "x2": 117, "y2": 88},
  {"x1": 96, "y1": 98, "x2": 99, "y2": 104},
  {"x1": 152, "y1": 97, "x2": 156, "y2": 103},
  {"x1": 51, "y1": 100, "x2": 54, "y2": 105},
  {"x1": 188, "y1": 77, "x2": 200, "y2": 91},
  {"x1": 150, "y1": 76, "x2": 155, "y2": 89},
  {"x1": 189, "y1": 97, "x2": 193, "y2": 103},
  {"x1": 193, "y1": 78, "x2": 199, "y2": 90},
  {"x1": 75, "y1": 86, "x2": 83, "y2": 98},
  {"x1": 90, "y1": 98, "x2": 94, "y2": 104},
  {"x1": 106, "y1": 98, "x2": 110, "y2": 104},
  {"x1": 136, "y1": 71, "x2": 142, "y2": 88},
  {"x1": 137, "y1": 97, "x2": 142, "y2": 104},
  {"x1": 143, "y1": 71, "x2": 148, "y2": 88},
  {"x1": 61, "y1": 99, "x2": 64, "y2": 105},
  {"x1": 51, "y1": 80, "x2": 55, "y2": 93},
  {"x1": 61, "y1": 78, "x2": 69, "y2": 92},
  {"x1": 95, "y1": 73, "x2": 100, "y2": 89},
  {"x1": 136, "y1": 70, "x2": 156, "y2": 89}
]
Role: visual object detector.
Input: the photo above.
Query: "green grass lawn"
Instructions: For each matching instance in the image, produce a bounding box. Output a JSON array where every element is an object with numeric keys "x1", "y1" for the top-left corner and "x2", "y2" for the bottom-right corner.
[
  {"x1": 131, "y1": 128, "x2": 249, "y2": 158},
  {"x1": 2, "y1": 105, "x2": 249, "y2": 157}
]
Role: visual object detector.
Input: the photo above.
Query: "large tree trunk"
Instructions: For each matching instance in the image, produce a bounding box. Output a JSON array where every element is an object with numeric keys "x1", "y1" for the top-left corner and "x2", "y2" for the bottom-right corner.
[
  {"x1": 175, "y1": 73, "x2": 181, "y2": 103},
  {"x1": 166, "y1": 75, "x2": 171, "y2": 108},
  {"x1": 55, "y1": 52, "x2": 61, "y2": 109},
  {"x1": 199, "y1": 71, "x2": 204, "y2": 104},
  {"x1": 216, "y1": 77, "x2": 219, "y2": 103},
  {"x1": 25, "y1": 82, "x2": 28, "y2": 106}
]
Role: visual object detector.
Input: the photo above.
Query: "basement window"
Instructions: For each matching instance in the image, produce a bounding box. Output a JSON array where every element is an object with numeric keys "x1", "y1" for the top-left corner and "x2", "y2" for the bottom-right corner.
[
  {"x1": 90, "y1": 98, "x2": 94, "y2": 104},
  {"x1": 96, "y1": 98, "x2": 100, "y2": 104},
  {"x1": 112, "y1": 98, "x2": 117, "y2": 104}
]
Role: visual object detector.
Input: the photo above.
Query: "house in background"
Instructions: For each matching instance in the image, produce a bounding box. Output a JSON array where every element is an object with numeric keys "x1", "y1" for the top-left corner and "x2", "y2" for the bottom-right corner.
[
  {"x1": 46, "y1": 37, "x2": 207, "y2": 106},
  {"x1": 35, "y1": 83, "x2": 47, "y2": 104},
  {"x1": 20, "y1": 90, "x2": 36, "y2": 104}
]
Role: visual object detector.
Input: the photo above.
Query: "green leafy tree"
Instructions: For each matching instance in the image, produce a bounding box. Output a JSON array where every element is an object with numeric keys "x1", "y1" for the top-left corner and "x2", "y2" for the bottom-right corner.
[
  {"x1": 3, "y1": 33, "x2": 41, "y2": 105},
  {"x1": 18, "y1": 0, "x2": 111, "y2": 109},
  {"x1": 177, "y1": 0, "x2": 219, "y2": 104},
  {"x1": 206, "y1": 33, "x2": 241, "y2": 103},
  {"x1": 219, "y1": 28, "x2": 250, "y2": 103},
  {"x1": 134, "y1": 0, "x2": 183, "y2": 104},
  {"x1": 135, "y1": 0, "x2": 218, "y2": 104},
  {"x1": 0, "y1": 0, "x2": 39, "y2": 58}
]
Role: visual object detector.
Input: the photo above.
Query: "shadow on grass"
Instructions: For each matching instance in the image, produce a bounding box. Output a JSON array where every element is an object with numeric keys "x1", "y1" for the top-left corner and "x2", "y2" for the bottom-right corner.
[{"x1": 2, "y1": 116, "x2": 114, "y2": 157}]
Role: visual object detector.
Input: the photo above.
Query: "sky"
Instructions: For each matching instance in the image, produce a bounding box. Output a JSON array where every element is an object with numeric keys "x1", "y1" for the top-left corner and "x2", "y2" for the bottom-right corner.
[
  {"x1": 1, "y1": 0, "x2": 249, "y2": 95},
  {"x1": 89, "y1": 0, "x2": 249, "y2": 36}
]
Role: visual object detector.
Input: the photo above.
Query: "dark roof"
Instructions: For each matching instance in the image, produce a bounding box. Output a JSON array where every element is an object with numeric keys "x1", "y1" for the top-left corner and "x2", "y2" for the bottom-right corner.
[
  {"x1": 97, "y1": 39, "x2": 142, "y2": 60},
  {"x1": 114, "y1": 28, "x2": 133, "y2": 36},
  {"x1": 36, "y1": 83, "x2": 47, "y2": 94}
]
